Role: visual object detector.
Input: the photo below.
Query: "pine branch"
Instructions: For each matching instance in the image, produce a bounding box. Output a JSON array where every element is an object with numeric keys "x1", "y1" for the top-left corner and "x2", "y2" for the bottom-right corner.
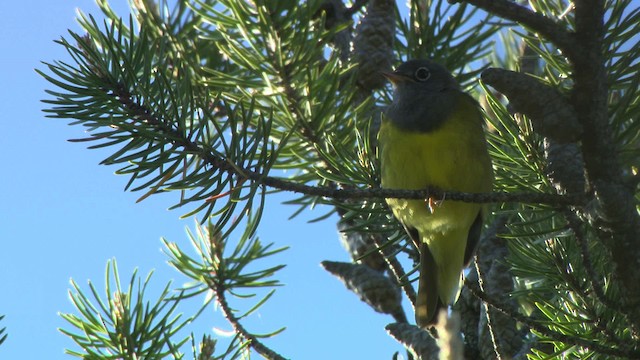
[
  {"x1": 256, "y1": 182, "x2": 584, "y2": 206},
  {"x1": 212, "y1": 282, "x2": 286, "y2": 360},
  {"x1": 466, "y1": 0, "x2": 640, "y2": 330},
  {"x1": 464, "y1": 278, "x2": 640, "y2": 358},
  {"x1": 60, "y1": 261, "x2": 191, "y2": 358},
  {"x1": 92, "y1": 77, "x2": 589, "y2": 208},
  {"x1": 166, "y1": 221, "x2": 288, "y2": 360},
  {"x1": 454, "y1": 0, "x2": 577, "y2": 59},
  {"x1": 562, "y1": 209, "x2": 625, "y2": 313},
  {"x1": 43, "y1": 1, "x2": 640, "y2": 357},
  {"x1": 0, "y1": 315, "x2": 6, "y2": 346}
]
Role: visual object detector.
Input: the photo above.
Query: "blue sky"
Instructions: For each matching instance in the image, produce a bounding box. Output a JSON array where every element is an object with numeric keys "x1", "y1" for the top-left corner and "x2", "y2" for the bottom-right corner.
[{"x1": 0, "y1": 1, "x2": 405, "y2": 358}]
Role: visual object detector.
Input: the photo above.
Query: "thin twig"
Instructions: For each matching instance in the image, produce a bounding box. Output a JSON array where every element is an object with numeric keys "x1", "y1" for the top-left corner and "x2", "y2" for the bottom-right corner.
[
  {"x1": 473, "y1": 215, "x2": 512, "y2": 360},
  {"x1": 212, "y1": 282, "x2": 287, "y2": 360},
  {"x1": 371, "y1": 233, "x2": 418, "y2": 310},
  {"x1": 474, "y1": 258, "x2": 503, "y2": 360}
]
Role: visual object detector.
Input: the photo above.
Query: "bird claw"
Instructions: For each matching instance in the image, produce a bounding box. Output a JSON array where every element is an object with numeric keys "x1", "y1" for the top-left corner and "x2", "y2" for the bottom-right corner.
[{"x1": 427, "y1": 195, "x2": 445, "y2": 213}]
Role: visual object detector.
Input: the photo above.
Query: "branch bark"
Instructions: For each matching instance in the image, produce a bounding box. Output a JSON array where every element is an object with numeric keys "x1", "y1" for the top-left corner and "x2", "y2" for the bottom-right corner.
[
  {"x1": 571, "y1": 0, "x2": 640, "y2": 326},
  {"x1": 213, "y1": 281, "x2": 287, "y2": 360}
]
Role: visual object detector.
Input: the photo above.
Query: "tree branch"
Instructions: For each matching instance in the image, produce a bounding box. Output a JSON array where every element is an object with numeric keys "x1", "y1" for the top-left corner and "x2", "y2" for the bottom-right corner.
[
  {"x1": 255, "y1": 180, "x2": 585, "y2": 205},
  {"x1": 212, "y1": 282, "x2": 287, "y2": 360},
  {"x1": 461, "y1": 0, "x2": 640, "y2": 329},
  {"x1": 453, "y1": 0, "x2": 577, "y2": 59},
  {"x1": 370, "y1": 232, "x2": 417, "y2": 310},
  {"x1": 100, "y1": 81, "x2": 591, "y2": 208},
  {"x1": 571, "y1": 0, "x2": 640, "y2": 325}
]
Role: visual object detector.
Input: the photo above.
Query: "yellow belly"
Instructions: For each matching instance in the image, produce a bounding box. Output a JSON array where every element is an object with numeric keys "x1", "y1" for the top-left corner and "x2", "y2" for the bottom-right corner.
[
  {"x1": 378, "y1": 97, "x2": 493, "y2": 303},
  {"x1": 379, "y1": 112, "x2": 492, "y2": 233}
]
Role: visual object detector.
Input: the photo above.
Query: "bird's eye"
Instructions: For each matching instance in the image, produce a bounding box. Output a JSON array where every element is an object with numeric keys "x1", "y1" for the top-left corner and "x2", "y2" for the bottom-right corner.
[{"x1": 414, "y1": 67, "x2": 431, "y2": 82}]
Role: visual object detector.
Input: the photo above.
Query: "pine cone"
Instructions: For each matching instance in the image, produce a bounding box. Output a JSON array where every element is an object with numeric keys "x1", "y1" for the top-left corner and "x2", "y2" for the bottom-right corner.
[
  {"x1": 385, "y1": 322, "x2": 439, "y2": 359},
  {"x1": 338, "y1": 218, "x2": 387, "y2": 272},
  {"x1": 352, "y1": 0, "x2": 395, "y2": 90},
  {"x1": 321, "y1": 260, "x2": 402, "y2": 318}
]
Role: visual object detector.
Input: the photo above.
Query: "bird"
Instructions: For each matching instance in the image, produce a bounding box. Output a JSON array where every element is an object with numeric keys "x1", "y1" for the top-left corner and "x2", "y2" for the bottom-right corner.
[{"x1": 377, "y1": 59, "x2": 493, "y2": 327}]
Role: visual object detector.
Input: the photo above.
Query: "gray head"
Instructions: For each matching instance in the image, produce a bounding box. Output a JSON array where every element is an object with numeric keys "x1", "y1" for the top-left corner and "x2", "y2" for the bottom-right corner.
[{"x1": 384, "y1": 59, "x2": 461, "y2": 132}]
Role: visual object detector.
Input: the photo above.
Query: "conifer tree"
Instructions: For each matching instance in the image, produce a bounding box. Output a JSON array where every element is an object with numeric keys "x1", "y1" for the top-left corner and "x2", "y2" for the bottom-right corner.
[{"x1": 39, "y1": 0, "x2": 640, "y2": 358}]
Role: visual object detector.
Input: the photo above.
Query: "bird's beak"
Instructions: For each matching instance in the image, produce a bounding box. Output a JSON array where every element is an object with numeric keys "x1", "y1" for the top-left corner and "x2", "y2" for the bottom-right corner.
[{"x1": 381, "y1": 71, "x2": 409, "y2": 84}]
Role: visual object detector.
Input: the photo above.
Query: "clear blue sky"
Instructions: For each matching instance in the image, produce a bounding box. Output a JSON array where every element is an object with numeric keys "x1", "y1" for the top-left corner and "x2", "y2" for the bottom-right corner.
[{"x1": 0, "y1": 1, "x2": 405, "y2": 359}]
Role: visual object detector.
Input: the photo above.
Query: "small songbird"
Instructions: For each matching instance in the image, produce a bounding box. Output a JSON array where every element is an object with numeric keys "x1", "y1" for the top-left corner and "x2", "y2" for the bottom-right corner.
[{"x1": 378, "y1": 59, "x2": 493, "y2": 327}]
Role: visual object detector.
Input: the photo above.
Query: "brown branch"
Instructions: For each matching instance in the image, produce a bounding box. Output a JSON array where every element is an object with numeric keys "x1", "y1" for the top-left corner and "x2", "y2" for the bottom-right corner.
[
  {"x1": 261, "y1": 181, "x2": 586, "y2": 205},
  {"x1": 212, "y1": 282, "x2": 287, "y2": 360},
  {"x1": 453, "y1": 0, "x2": 578, "y2": 59},
  {"x1": 474, "y1": 258, "x2": 503, "y2": 360},
  {"x1": 571, "y1": 0, "x2": 640, "y2": 326},
  {"x1": 370, "y1": 232, "x2": 418, "y2": 310}
]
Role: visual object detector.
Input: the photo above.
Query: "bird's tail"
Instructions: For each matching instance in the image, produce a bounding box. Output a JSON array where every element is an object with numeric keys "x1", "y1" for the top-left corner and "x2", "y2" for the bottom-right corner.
[{"x1": 415, "y1": 242, "x2": 446, "y2": 327}]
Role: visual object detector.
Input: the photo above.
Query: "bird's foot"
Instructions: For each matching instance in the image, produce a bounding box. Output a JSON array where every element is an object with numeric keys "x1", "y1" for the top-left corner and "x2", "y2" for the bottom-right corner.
[{"x1": 427, "y1": 195, "x2": 445, "y2": 213}]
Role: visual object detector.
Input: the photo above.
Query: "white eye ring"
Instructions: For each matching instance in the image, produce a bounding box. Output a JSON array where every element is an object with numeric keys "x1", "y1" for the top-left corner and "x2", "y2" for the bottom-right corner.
[{"x1": 414, "y1": 67, "x2": 431, "y2": 82}]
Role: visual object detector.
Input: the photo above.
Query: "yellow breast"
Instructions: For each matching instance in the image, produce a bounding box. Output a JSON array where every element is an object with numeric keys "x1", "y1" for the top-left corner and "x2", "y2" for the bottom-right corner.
[{"x1": 378, "y1": 93, "x2": 493, "y2": 236}]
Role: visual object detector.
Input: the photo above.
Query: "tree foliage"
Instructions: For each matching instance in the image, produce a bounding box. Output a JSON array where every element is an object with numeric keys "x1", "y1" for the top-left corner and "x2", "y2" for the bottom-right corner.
[{"x1": 37, "y1": 0, "x2": 640, "y2": 358}]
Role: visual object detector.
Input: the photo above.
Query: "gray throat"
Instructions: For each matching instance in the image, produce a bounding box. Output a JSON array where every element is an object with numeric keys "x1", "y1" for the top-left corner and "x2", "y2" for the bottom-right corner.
[{"x1": 386, "y1": 89, "x2": 458, "y2": 133}]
